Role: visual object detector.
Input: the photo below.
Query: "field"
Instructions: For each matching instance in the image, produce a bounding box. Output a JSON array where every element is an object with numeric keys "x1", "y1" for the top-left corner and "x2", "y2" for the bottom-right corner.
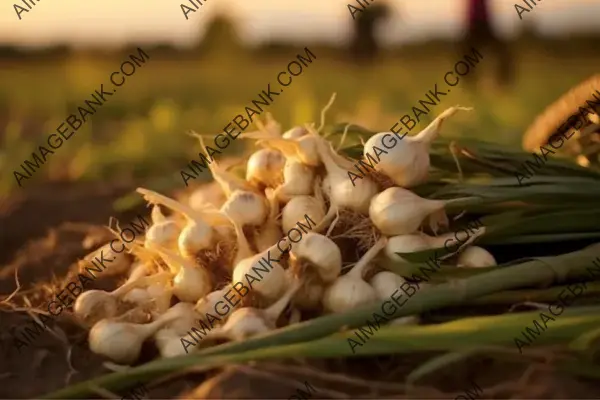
[{"x1": 1, "y1": 36, "x2": 600, "y2": 399}]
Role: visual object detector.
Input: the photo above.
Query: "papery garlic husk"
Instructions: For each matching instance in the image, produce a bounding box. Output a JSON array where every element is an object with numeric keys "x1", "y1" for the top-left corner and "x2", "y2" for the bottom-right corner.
[
  {"x1": 260, "y1": 133, "x2": 321, "y2": 167},
  {"x1": 152, "y1": 246, "x2": 212, "y2": 303},
  {"x1": 74, "y1": 273, "x2": 171, "y2": 325},
  {"x1": 282, "y1": 126, "x2": 308, "y2": 140},
  {"x1": 195, "y1": 285, "x2": 243, "y2": 316},
  {"x1": 369, "y1": 271, "x2": 409, "y2": 301},
  {"x1": 154, "y1": 328, "x2": 189, "y2": 358},
  {"x1": 457, "y1": 246, "x2": 497, "y2": 268},
  {"x1": 384, "y1": 233, "x2": 431, "y2": 262},
  {"x1": 281, "y1": 195, "x2": 325, "y2": 234},
  {"x1": 246, "y1": 148, "x2": 286, "y2": 188},
  {"x1": 221, "y1": 190, "x2": 268, "y2": 227},
  {"x1": 254, "y1": 188, "x2": 283, "y2": 253},
  {"x1": 217, "y1": 279, "x2": 301, "y2": 341},
  {"x1": 137, "y1": 188, "x2": 229, "y2": 259},
  {"x1": 369, "y1": 187, "x2": 472, "y2": 236},
  {"x1": 322, "y1": 238, "x2": 386, "y2": 313},
  {"x1": 232, "y1": 242, "x2": 289, "y2": 304},
  {"x1": 160, "y1": 302, "x2": 201, "y2": 334},
  {"x1": 275, "y1": 159, "x2": 315, "y2": 201},
  {"x1": 189, "y1": 181, "x2": 227, "y2": 211},
  {"x1": 364, "y1": 106, "x2": 472, "y2": 188},
  {"x1": 145, "y1": 220, "x2": 180, "y2": 250},
  {"x1": 89, "y1": 312, "x2": 179, "y2": 364},
  {"x1": 315, "y1": 134, "x2": 379, "y2": 215},
  {"x1": 291, "y1": 233, "x2": 341, "y2": 283}
]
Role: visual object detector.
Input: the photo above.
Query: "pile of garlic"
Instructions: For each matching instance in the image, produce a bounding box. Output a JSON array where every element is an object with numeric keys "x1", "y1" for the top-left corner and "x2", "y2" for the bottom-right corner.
[{"x1": 79, "y1": 106, "x2": 496, "y2": 365}]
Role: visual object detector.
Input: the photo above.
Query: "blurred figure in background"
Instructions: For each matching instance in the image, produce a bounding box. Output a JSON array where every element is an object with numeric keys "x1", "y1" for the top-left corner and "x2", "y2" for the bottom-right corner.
[
  {"x1": 463, "y1": 0, "x2": 513, "y2": 87},
  {"x1": 350, "y1": 3, "x2": 391, "y2": 63}
]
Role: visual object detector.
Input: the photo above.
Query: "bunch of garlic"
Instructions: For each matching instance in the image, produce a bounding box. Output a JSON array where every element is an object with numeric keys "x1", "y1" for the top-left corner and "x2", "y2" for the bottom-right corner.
[{"x1": 80, "y1": 107, "x2": 496, "y2": 366}]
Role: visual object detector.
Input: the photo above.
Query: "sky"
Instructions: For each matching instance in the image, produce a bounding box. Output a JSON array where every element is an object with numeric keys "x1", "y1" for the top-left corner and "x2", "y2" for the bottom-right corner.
[{"x1": 1, "y1": 0, "x2": 599, "y2": 49}]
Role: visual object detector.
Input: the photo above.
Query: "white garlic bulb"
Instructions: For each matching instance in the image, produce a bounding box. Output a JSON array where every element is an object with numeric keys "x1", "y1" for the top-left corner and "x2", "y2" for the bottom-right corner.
[
  {"x1": 369, "y1": 271, "x2": 410, "y2": 300},
  {"x1": 232, "y1": 242, "x2": 288, "y2": 304},
  {"x1": 322, "y1": 238, "x2": 386, "y2": 313},
  {"x1": 89, "y1": 311, "x2": 179, "y2": 364},
  {"x1": 246, "y1": 148, "x2": 286, "y2": 187},
  {"x1": 281, "y1": 195, "x2": 325, "y2": 234},
  {"x1": 363, "y1": 106, "x2": 471, "y2": 188},
  {"x1": 369, "y1": 187, "x2": 470, "y2": 236},
  {"x1": 221, "y1": 190, "x2": 268, "y2": 227},
  {"x1": 384, "y1": 233, "x2": 431, "y2": 262},
  {"x1": 291, "y1": 233, "x2": 341, "y2": 283},
  {"x1": 457, "y1": 246, "x2": 497, "y2": 268}
]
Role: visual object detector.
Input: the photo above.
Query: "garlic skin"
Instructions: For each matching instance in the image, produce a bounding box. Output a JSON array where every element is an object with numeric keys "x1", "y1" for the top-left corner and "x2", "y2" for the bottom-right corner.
[
  {"x1": 282, "y1": 126, "x2": 308, "y2": 140},
  {"x1": 195, "y1": 285, "x2": 241, "y2": 316},
  {"x1": 160, "y1": 302, "x2": 201, "y2": 334},
  {"x1": 173, "y1": 265, "x2": 211, "y2": 303},
  {"x1": 291, "y1": 233, "x2": 342, "y2": 283},
  {"x1": 369, "y1": 271, "x2": 409, "y2": 300},
  {"x1": 293, "y1": 280, "x2": 324, "y2": 310},
  {"x1": 276, "y1": 160, "x2": 315, "y2": 201},
  {"x1": 145, "y1": 220, "x2": 180, "y2": 250},
  {"x1": 83, "y1": 243, "x2": 131, "y2": 277},
  {"x1": 155, "y1": 328, "x2": 188, "y2": 358},
  {"x1": 322, "y1": 238, "x2": 387, "y2": 313},
  {"x1": 364, "y1": 106, "x2": 471, "y2": 188},
  {"x1": 316, "y1": 135, "x2": 378, "y2": 214},
  {"x1": 254, "y1": 189, "x2": 283, "y2": 253},
  {"x1": 246, "y1": 148, "x2": 286, "y2": 188},
  {"x1": 369, "y1": 187, "x2": 456, "y2": 236},
  {"x1": 457, "y1": 246, "x2": 497, "y2": 268},
  {"x1": 281, "y1": 196, "x2": 325, "y2": 234},
  {"x1": 178, "y1": 221, "x2": 213, "y2": 259},
  {"x1": 232, "y1": 252, "x2": 287, "y2": 304},
  {"x1": 384, "y1": 233, "x2": 431, "y2": 262},
  {"x1": 74, "y1": 290, "x2": 120, "y2": 324},
  {"x1": 221, "y1": 190, "x2": 268, "y2": 227},
  {"x1": 89, "y1": 312, "x2": 178, "y2": 364}
]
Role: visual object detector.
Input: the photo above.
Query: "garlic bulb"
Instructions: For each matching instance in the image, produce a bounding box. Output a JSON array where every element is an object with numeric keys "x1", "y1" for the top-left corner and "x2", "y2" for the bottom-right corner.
[
  {"x1": 281, "y1": 195, "x2": 325, "y2": 234},
  {"x1": 363, "y1": 106, "x2": 471, "y2": 188},
  {"x1": 254, "y1": 189, "x2": 283, "y2": 253},
  {"x1": 291, "y1": 233, "x2": 341, "y2": 283},
  {"x1": 74, "y1": 273, "x2": 170, "y2": 325},
  {"x1": 137, "y1": 187, "x2": 229, "y2": 259},
  {"x1": 322, "y1": 238, "x2": 387, "y2": 313},
  {"x1": 368, "y1": 271, "x2": 423, "y2": 301},
  {"x1": 154, "y1": 328, "x2": 188, "y2": 358},
  {"x1": 315, "y1": 133, "x2": 379, "y2": 215},
  {"x1": 369, "y1": 187, "x2": 471, "y2": 236},
  {"x1": 457, "y1": 246, "x2": 497, "y2": 268},
  {"x1": 221, "y1": 190, "x2": 268, "y2": 227},
  {"x1": 89, "y1": 311, "x2": 180, "y2": 364},
  {"x1": 262, "y1": 135, "x2": 321, "y2": 167},
  {"x1": 246, "y1": 148, "x2": 285, "y2": 188},
  {"x1": 210, "y1": 280, "x2": 300, "y2": 342},
  {"x1": 144, "y1": 217, "x2": 180, "y2": 250},
  {"x1": 232, "y1": 241, "x2": 289, "y2": 304},
  {"x1": 293, "y1": 279, "x2": 324, "y2": 310},
  {"x1": 152, "y1": 246, "x2": 212, "y2": 303},
  {"x1": 384, "y1": 233, "x2": 431, "y2": 262},
  {"x1": 275, "y1": 159, "x2": 315, "y2": 201},
  {"x1": 195, "y1": 285, "x2": 241, "y2": 316},
  {"x1": 160, "y1": 302, "x2": 201, "y2": 334}
]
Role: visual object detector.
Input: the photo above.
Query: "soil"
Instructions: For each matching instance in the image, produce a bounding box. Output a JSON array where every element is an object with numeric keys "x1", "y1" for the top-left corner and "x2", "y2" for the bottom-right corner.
[{"x1": 1, "y1": 181, "x2": 600, "y2": 399}]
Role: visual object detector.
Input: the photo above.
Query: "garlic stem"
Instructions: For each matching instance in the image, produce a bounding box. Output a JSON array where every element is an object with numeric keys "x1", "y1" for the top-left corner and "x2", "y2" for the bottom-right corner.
[
  {"x1": 347, "y1": 237, "x2": 387, "y2": 279},
  {"x1": 414, "y1": 106, "x2": 473, "y2": 144},
  {"x1": 263, "y1": 279, "x2": 302, "y2": 321}
]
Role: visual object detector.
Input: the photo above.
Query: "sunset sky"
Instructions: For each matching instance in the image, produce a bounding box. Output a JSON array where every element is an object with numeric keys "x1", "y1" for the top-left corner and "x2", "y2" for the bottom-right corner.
[{"x1": 1, "y1": 0, "x2": 599, "y2": 48}]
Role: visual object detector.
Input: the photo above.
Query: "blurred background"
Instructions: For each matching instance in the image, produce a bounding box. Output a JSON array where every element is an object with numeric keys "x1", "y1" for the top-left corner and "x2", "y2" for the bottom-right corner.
[{"x1": 0, "y1": 0, "x2": 599, "y2": 211}]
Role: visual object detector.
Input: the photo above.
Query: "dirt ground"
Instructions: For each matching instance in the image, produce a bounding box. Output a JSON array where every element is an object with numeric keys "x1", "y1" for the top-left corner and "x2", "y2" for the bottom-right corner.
[{"x1": 1, "y1": 182, "x2": 600, "y2": 399}]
